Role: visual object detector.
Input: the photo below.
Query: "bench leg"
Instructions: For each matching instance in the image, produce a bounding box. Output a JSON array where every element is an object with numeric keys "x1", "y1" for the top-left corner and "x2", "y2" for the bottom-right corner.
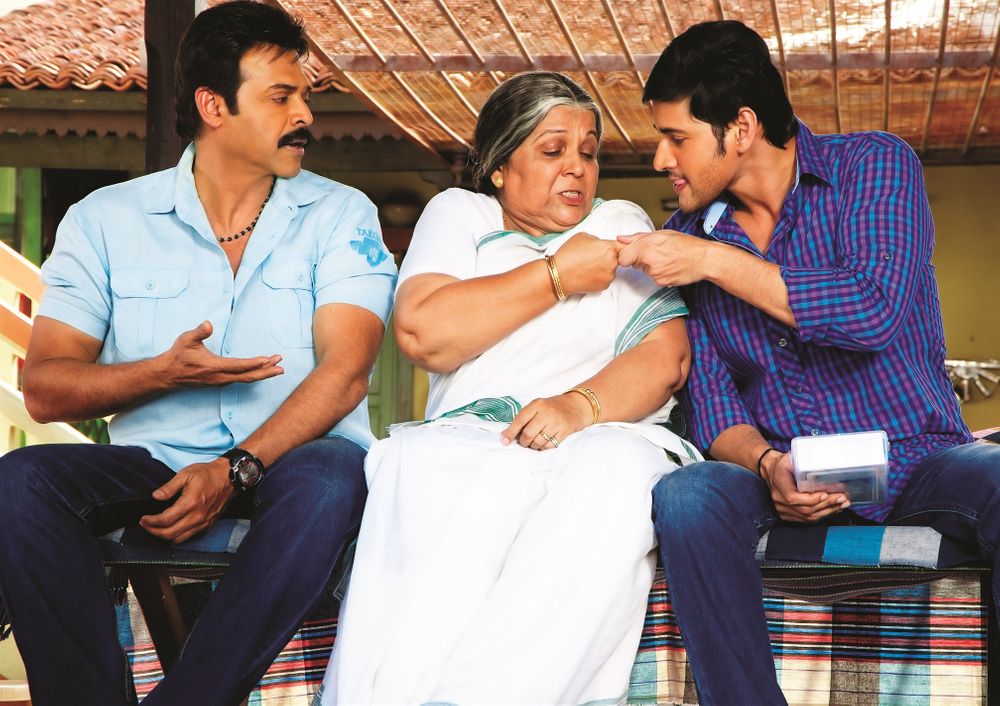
[{"x1": 127, "y1": 566, "x2": 187, "y2": 673}]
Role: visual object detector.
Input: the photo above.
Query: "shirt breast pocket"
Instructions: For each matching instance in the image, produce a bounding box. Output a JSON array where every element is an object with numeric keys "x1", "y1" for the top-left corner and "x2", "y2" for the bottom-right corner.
[
  {"x1": 110, "y1": 269, "x2": 190, "y2": 360},
  {"x1": 261, "y1": 259, "x2": 316, "y2": 348}
]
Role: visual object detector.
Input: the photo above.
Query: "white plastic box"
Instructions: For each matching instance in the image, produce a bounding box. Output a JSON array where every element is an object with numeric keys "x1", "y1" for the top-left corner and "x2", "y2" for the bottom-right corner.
[{"x1": 791, "y1": 430, "x2": 889, "y2": 505}]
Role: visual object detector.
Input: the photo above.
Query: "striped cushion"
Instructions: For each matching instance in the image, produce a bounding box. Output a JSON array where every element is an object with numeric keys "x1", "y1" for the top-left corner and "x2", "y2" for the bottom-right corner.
[{"x1": 118, "y1": 567, "x2": 988, "y2": 705}]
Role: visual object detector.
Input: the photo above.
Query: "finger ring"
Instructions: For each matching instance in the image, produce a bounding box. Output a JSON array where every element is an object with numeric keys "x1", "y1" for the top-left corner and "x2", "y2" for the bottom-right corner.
[{"x1": 539, "y1": 432, "x2": 559, "y2": 448}]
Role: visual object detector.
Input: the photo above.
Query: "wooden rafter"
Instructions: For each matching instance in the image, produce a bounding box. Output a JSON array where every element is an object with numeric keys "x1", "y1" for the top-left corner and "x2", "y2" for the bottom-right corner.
[
  {"x1": 883, "y1": 0, "x2": 891, "y2": 131},
  {"x1": 380, "y1": 0, "x2": 479, "y2": 118},
  {"x1": 962, "y1": 10, "x2": 1000, "y2": 155},
  {"x1": 316, "y1": 2, "x2": 435, "y2": 155},
  {"x1": 330, "y1": 0, "x2": 471, "y2": 150},
  {"x1": 655, "y1": 0, "x2": 676, "y2": 41},
  {"x1": 380, "y1": 0, "x2": 435, "y2": 64},
  {"x1": 543, "y1": 0, "x2": 637, "y2": 152},
  {"x1": 768, "y1": 0, "x2": 791, "y2": 97},
  {"x1": 829, "y1": 0, "x2": 842, "y2": 133},
  {"x1": 598, "y1": 0, "x2": 645, "y2": 88},
  {"x1": 431, "y1": 0, "x2": 501, "y2": 87},
  {"x1": 921, "y1": 0, "x2": 951, "y2": 154},
  {"x1": 490, "y1": 0, "x2": 534, "y2": 68}
]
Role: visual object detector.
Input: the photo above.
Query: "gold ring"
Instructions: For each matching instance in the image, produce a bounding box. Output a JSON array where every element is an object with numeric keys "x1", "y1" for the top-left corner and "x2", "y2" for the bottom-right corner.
[{"x1": 539, "y1": 432, "x2": 559, "y2": 448}]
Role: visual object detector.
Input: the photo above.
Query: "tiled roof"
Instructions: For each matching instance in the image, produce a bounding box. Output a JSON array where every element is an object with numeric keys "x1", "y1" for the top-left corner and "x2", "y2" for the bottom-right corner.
[
  {"x1": 283, "y1": 0, "x2": 1000, "y2": 164},
  {"x1": 4, "y1": 0, "x2": 1000, "y2": 164},
  {"x1": 0, "y1": 0, "x2": 146, "y2": 90},
  {"x1": 0, "y1": 0, "x2": 343, "y2": 92}
]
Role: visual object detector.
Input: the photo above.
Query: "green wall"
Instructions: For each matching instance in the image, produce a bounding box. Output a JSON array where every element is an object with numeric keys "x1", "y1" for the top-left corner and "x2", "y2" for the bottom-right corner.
[{"x1": 925, "y1": 165, "x2": 1000, "y2": 431}]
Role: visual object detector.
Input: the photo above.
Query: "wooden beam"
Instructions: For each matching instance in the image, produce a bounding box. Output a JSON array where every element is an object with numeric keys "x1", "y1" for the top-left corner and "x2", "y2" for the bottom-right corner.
[
  {"x1": 883, "y1": 0, "x2": 891, "y2": 132},
  {"x1": 310, "y1": 49, "x2": 999, "y2": 73},
  {"x1": 769, "y1": 0, "x2": 791, "y2": 97},
  {"x1": 144, "y1": 0, "x2": 194, "y2": 173},
  {"x1": 300, "y1": 136, "x2": 448, "y2": 172},
  {"x1": 431, "y1": 0, "x2": 486, "y2": 66},
  {"x1": 829, "y1": 0, "x2": 842, "y2": 133},
  {"x1": 490, "y1": 0, "x2": 534, "y2": 67},
  {"x1": 655, "y1": 0, "x2": 676, "y2": 41},
  {"x1": 598, "y1": 0, "x2": 645, "y2": 87},
  {"x1": 962, "y1": 14, "x2": 1000, "y2": 155},
  {"x1": 0, "y1": 133, "x2": 144, "y2": 171},
  {"x1": 543, "y1": 0, "x2": 637, "y2": 153},
  {"x1": 0, "y1": 89, "x2": 145, "y2": 112},
  {"x1": 920, "y1": 0, "x2": 951, "y2": 155}
]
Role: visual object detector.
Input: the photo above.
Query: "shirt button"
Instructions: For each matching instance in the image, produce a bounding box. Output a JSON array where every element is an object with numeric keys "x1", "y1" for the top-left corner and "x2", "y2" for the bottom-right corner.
[
  {"x1": 795, "y1": 385, "x2": 803, "y2": 393},
  {"x1": 296, "y1": 273, "x2": 305, "y2": 282},
  {"x1": 145, "y1": 281, "x2": 154, "y2": 290},
  {"x1": 778, "y1": 338, "x2": 788, "y2": 348},
  {"x1": 223, "y1": 284, "x2": 231, "y2": 293},
  {"x1": 225, "y1": 345, "x2": 231, "y2": 354},
  {"x1": 226, "y1": 411, "x2": 234, "y2": 420},
  {"x1": 882, "y1": 251, "x2": 891, "y2": 261},
  {"x1": 811, "y1": 429, "x2": 820, "y2": 436}
]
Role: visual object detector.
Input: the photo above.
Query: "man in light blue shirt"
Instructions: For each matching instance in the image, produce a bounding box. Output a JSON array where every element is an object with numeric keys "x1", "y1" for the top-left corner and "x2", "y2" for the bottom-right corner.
[{"x1": 0, "y1": 3, "x2": 395, "y2": 704}]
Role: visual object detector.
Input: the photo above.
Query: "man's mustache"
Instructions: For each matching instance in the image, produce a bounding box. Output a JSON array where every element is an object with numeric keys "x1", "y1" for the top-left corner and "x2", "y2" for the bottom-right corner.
[{"x1": 278, "y1": 128, "x2": 315, "y2": 148}]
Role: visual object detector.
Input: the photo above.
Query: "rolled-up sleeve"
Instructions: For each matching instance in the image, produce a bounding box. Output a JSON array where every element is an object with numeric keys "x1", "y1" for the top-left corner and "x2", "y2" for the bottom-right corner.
[
  {"x1": 679, "y1": 308, "x2": 756, "y2": 452},
  {"x1": 781, "y1": 139, "x2": 931, "y2": 352},
  {"x1": 314, "y1": 191, "x2": 397, "y2": 324},
  {"x1": 37, "y1": 203, "x2": 111, "y2": 341}
]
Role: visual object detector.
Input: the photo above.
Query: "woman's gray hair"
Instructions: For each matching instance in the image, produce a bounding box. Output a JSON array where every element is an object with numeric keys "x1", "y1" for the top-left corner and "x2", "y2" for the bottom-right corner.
[{"x1": 471, "y1": 71, "x2": 603, "y2": 194}]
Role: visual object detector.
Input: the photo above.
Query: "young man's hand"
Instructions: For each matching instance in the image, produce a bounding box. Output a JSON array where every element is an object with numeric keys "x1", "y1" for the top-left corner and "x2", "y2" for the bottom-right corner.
[
  {"x1": 617, "y1": 230, "x2": 713, "y2": 287},
  {"x1": 760, "y1": 451, "x2": 850, "y2": 523}
]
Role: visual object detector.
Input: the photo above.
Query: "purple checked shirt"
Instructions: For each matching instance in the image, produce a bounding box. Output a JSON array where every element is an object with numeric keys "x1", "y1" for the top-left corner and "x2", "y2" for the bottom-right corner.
[{"x1": 671, "y1": 121, "x2": 972, "y2": 522}]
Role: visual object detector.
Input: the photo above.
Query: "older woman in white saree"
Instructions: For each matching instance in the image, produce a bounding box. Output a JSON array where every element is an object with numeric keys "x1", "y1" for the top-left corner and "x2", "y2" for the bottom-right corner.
[{"x1": 319, "y1": 71, "x2": 700, "y2": 706}]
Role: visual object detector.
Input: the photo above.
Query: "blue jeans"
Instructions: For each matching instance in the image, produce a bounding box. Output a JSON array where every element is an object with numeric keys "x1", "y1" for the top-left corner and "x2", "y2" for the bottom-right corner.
[
  {"x1": 0, "y1": 437, "x2": 366, "y2": 706},
  {"x1": 651, "y1": 441, "x2": 1000, "y2": 706}
]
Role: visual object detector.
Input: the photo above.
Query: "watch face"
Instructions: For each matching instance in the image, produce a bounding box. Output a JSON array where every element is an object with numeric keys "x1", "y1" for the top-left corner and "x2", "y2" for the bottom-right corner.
[{"x1": 233, "y1": 456, "x2": 262, "y2": 488}]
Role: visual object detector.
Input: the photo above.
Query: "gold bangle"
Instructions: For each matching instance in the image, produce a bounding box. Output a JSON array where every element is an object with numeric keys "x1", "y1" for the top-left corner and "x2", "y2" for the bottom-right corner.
[
  {"x1": 543, "y1": 254, "x2": 566, "y2": 301},
  {"x1": 566, "y1": 386, "x2": 601, "y2": 425}
]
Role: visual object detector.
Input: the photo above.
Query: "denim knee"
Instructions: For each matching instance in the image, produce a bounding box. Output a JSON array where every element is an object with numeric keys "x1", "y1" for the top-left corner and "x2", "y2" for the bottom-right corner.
[
  {"x1": 653, "y1": 461, "x2": 772, "y2": 541},
  {"x1": 0, "y1": 446, "x2": 56, "y2": 526},
  {"x1": 265, "y1": 436, "x2": 367, "y2": 519}
]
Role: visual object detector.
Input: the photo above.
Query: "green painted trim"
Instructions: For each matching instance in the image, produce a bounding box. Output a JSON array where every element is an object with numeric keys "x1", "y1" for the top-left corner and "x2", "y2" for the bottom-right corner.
[
  {"x1": 15, "y1": 168, "x2": 42, "y2": 265},
  {"x1": 436, "y1": 396, "x2": 522, "y2": 423},
  {"x1": 614, "y1": 287, "x2": 687, "y2": 355}
]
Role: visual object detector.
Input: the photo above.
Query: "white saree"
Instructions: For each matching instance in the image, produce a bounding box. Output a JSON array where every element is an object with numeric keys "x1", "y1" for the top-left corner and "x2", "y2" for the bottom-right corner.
[{"x1": 319, "y1": 189, "x2": 701, "y2": 706}]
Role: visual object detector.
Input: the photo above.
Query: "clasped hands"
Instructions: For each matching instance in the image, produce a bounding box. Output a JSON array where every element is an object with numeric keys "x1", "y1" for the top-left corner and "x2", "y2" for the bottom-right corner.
[{"x1": 551, "y1": 229, "x2": 712, "y2": 295}]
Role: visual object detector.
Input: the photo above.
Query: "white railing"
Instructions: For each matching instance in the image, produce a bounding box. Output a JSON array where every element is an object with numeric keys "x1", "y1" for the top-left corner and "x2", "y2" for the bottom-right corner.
[{"x1": 0, "y1": 240, "x2": 92, "y2": 451}]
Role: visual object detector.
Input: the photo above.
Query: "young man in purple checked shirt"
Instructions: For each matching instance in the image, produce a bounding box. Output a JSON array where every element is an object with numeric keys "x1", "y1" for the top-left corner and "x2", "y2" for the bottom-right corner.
[{"x1": 618, "y1": 20, "x2": 1000, "y2": 706}]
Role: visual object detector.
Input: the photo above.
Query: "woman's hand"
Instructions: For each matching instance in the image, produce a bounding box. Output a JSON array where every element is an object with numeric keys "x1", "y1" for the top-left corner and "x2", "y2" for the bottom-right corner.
[
  {"x1": 501, "y1": 392, "x2": 594, "y2": 450},
  {"x1": 554, "y1": 233, "x2": 625, "y2": 296}
]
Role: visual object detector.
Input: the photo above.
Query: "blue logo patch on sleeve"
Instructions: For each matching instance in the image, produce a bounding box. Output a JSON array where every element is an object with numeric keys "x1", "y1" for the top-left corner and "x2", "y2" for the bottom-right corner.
[{"x1": 350, "y1": 228, "x2": 389, "y2": 266}]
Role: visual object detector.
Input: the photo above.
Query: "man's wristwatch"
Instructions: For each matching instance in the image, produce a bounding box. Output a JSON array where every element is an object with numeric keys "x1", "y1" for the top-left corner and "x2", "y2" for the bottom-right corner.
[{"x1": 223, "y1": 448, "x2": 265, "y2": 492}]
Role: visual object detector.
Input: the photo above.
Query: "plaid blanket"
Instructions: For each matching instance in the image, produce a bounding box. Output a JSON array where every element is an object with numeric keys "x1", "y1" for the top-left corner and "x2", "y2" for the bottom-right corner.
[
  {"x1": 118, "y1": 566, "x2": 988, "y2": 705},
  {"x1": 3, "y1": 508, "x2": 991, "y2": 703}
]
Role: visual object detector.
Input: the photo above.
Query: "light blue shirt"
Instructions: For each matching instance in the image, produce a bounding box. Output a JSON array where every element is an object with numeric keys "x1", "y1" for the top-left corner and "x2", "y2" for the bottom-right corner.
[{"x1": 39, "y1": 145, "x2": 396, "y2": 470}]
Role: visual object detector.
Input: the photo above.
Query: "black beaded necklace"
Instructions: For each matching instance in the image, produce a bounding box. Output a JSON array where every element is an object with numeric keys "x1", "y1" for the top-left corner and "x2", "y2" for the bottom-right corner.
[{"x1": 217, "y1": 179, "x2": 275, "y2": 244}]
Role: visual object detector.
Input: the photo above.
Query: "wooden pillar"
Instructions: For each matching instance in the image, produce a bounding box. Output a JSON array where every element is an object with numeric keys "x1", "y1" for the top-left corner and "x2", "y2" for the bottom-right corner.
[{"x1": 144, "y1": 1, "x2": 196, "y2": 174}]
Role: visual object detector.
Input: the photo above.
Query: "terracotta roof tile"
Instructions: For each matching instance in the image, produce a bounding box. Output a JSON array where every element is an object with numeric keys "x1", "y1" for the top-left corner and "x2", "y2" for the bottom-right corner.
[
  {"x1": 0, "y1": 0, "x2": 145, "y2": 90},
  {"x1": 0, "y1": 0, "x2": 345, "y2": 92}
]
